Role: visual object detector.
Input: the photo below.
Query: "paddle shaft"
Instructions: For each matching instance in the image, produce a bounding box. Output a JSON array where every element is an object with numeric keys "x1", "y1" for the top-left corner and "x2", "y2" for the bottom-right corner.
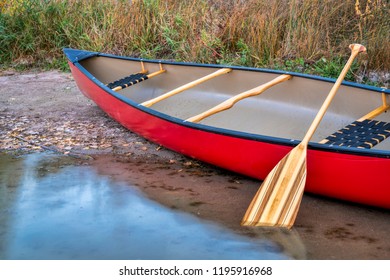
[
  {"x1": 241, "y1": 44, "x2": 366, "y2": 228},
  {"x1": 300, "y1": 44, "x2": 366, "y2": 146}
]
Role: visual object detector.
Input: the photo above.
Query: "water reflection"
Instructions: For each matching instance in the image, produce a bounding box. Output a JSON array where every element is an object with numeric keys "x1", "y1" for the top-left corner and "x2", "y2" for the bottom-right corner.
[{"x1": 0, "y1": 153, "x2": 289, "y2": 260}]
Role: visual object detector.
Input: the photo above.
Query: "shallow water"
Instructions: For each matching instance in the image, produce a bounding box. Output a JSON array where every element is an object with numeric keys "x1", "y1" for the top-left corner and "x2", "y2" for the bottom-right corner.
[{"x1": 0, "y1": 153, "x2": 289, "y2": 260}]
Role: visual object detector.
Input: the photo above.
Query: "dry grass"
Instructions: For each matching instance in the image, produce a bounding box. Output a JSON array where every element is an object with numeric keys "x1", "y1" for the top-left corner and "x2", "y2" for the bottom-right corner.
[{"x1": 1, "y1": 0, "x2": 389, "y2": 82}]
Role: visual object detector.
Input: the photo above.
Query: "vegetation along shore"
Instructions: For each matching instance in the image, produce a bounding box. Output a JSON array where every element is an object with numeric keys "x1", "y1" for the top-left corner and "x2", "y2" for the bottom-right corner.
[{"x1": 0, "y1": 0, "x2": 389, "y2": 86}]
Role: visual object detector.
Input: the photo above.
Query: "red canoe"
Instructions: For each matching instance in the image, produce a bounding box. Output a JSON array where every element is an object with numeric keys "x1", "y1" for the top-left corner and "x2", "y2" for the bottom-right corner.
[{"x1": 64, "y1": 48, "x2": 390, "y2": 209}]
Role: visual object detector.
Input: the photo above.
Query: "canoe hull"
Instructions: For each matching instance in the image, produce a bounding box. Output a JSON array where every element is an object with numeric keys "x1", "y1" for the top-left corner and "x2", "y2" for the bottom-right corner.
[{"x1": 68, "y1": 61, "x2": 390, "y2": 210}]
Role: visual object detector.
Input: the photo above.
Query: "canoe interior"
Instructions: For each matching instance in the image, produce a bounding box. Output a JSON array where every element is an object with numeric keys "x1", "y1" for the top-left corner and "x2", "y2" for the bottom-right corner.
[{"x1": 79, "y1": 55, "x2": 390, "y2": 152}]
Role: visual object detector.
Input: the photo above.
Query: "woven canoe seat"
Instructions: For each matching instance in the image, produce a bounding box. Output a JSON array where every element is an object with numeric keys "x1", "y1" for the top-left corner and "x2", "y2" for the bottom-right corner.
[
  {"x1": 323, "y1": 119, "x2": 390, "y2": 149},
  {"x1": 106, "y1": 73, "x2": 148, "y2": 90}
]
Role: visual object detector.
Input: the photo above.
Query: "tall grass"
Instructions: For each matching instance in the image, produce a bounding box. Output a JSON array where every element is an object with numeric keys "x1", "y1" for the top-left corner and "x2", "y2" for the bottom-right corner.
[{"x1": 0, "y1": 0, "x2": 389, "y2": 83}]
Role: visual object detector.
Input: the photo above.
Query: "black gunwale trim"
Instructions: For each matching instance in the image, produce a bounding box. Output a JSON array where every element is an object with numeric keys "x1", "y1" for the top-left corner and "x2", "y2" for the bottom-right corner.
[
  {"x1": 64, "y1": 48, "x2": 390, "y2": 159},
  {"x1": 66, "y1": 48, "x2": 390, "y2": 95}
]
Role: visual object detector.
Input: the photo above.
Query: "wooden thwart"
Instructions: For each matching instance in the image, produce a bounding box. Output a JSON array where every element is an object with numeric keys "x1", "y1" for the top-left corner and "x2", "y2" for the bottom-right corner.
[
  {"x1": 357, "y1": 93, "x2": 389, "y2": 121},
  {"x1": 141, "y1": 68, "x2": 231, "y2": 107},
  {"x1": 241, "y1": 44, "x2": 367, "y2": 228},
  {"x1": 186, "y1": 74, "x2": 292, "y2": 123}
]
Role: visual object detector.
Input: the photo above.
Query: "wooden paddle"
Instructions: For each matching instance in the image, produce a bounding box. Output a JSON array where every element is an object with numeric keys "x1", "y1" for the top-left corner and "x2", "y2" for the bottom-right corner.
[{"x1": 241, "y1": 44, "x2": 367, "y2": 228}]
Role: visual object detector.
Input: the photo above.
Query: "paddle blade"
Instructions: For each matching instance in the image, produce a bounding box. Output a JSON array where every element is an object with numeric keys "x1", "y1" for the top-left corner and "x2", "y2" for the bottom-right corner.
[{"x1": 241, "y1": 145, "x2": 307, "y2": 228}]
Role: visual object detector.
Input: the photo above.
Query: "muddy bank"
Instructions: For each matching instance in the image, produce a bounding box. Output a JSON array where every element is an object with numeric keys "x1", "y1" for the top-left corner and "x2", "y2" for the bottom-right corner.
[
  {"x1": 0, "y1": 70, "x2": 177, "y2": 159},
  {"x1": 1, "y1": 71, "x2": 389, "y2": 259},
  {"x1": 88, "y1": 154, "x2": 390, "y2": 260}
]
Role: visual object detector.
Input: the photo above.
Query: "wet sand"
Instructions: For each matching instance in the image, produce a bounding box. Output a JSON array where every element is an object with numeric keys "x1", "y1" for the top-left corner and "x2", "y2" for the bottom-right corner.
[
  {"x1": 1, "y1": 70, "x2": 389, "y2": 259},
  {"x1": 87, "y1": 154, "x2": 390, "y2": 259}
]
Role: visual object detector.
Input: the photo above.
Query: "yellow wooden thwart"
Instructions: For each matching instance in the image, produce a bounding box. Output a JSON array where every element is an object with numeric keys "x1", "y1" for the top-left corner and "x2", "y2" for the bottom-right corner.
[
  {"x1": 186, "y1": 74, "x2": 292, "y2": 123},
  {"x1": 141, "y1": 68, "x2": 232, "y2": 107},
  {"x1": 358, "y1": 93, "x2": 389, "y2": 121}
]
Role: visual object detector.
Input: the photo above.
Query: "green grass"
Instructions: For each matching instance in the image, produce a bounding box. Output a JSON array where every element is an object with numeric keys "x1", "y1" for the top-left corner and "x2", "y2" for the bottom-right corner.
[{"x1": 0, "y1": 0, "x2": 389, "y2": 85}]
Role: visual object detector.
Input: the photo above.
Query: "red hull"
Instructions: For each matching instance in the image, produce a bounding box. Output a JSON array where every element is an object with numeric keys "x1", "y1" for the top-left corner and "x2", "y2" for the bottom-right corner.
[{"x1": 68, "y1": 62, "x2": 390, "y2": 209}]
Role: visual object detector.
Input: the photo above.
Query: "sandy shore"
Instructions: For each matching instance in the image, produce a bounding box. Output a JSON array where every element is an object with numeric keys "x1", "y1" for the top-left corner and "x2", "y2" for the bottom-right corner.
[{"x1": 1, "y1": 70, "x2": 389, "y2": 259}]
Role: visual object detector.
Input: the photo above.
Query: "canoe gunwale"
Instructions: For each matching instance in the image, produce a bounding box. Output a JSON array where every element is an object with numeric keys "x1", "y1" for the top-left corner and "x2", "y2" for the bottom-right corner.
[
  {"x1": 64, "y1": 48, "x2": 389, "y2": 95},
  {"x1": 64, "y1": 48, "x2": 390, "y2": 159}
]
